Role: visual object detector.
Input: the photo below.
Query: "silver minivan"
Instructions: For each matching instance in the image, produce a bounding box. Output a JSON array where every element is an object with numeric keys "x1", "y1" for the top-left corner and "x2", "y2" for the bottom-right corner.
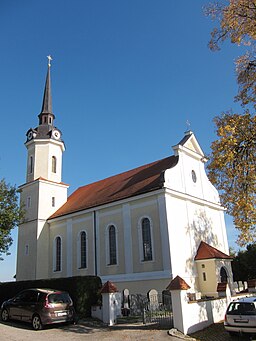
[{"x1": 224, "y1": 296, "x2": 256, "y2": 336}]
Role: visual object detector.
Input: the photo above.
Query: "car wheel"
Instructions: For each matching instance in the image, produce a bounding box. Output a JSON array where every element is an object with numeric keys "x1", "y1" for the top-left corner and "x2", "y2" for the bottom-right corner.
[
  {"x1": 32, "y1": 314, "x2": 43, "y2": 330},
  {"x1": 1, "y1": 308, "x2": 9, "y2": 322}
]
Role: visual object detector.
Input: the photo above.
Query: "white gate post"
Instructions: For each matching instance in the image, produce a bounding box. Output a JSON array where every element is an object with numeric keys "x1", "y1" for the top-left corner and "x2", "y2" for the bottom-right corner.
[
  {"x1": 100, "y1": 281, "x2": 120, "y2": 326},
  {"x1": 166, "y1": 275, "x2": 191, "y2": 334}
]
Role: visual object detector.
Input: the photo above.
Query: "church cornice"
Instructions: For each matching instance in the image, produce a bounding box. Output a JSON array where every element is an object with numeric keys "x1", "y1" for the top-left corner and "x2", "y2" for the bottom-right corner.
[
  {"x1": 164, "y1": 187, "x2": 224, "y2": 211},
  {"x1": 25, "y1": 138, "x2": 65, "y2": 151},
  {"x1": 19, "y1": 177, "x2": 69, "y2": 190},
  {"x1": 48, "y1": 188, "x2": 166, "y2": 223}
]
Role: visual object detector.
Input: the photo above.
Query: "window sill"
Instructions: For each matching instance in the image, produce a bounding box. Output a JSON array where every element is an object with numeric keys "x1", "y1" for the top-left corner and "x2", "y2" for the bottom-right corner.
[{"x1": 107, "y1": 263, "x2": 118, "y2": 267}]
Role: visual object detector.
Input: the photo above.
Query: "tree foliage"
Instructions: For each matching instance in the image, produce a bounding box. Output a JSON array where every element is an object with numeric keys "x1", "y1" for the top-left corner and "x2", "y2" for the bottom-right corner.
[
  {"x1": 232, "y1": 243, "x2": 256, "y2": 281},
  {"x1": 205, "y1": 0, "x2": 256, "y2": 108},
  {"x1": 0, "y1": 179, "x2": 24, "y2": 260},
  {"x1": 207, "y1": 112, "x2": 256, "y2": 245},
  {"x1": 205, "y1": 1, "x2": 256, "y2": 245}
]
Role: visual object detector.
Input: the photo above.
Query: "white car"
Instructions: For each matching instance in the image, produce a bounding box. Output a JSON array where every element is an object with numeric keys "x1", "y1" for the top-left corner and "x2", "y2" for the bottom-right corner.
[{"x1": 224, "y1": 296, "x2": 256, "y2": 336}]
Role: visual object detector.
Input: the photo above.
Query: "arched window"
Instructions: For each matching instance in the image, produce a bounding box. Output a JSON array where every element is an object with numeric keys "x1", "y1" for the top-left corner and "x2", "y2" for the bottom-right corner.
[
  {"x1": 52, "y1": 156, "x2": 57, "y2": 173},
  {"x1": 29, "y1": 156, "x2": 34, "y2": 174},
  {"x1": 55, "y1": 236, "x2": 61, "y2": 272},
  {"x1": 220, "y1": 267, "x2": 228, "y2": 282},
  {"x1": 80, "y1": 231, "x2": 87, "y2": 268},
  {"x1": 142, "y1": 218, "x2": 152, "y2": 261},
  {"x1": 108, "y1": 225, "x2": 117, "y2": 265}
]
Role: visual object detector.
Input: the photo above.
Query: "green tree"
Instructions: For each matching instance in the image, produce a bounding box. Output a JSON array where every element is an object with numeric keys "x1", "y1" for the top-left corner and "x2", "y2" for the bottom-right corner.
[
  {"x1": 232, "y1": 243, "x2": 256, "y2": 281},
  {"x1": 0, "y1": 179, "x2": 24, "y2": 260},
  {"x1": 205, "y1": 1, "x2": 256, "y2": 245}
]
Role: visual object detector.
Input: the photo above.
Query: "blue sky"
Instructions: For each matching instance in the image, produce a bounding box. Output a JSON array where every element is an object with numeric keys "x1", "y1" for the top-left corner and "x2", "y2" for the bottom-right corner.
[{"x1": 0, "y1": 0, "x2": 242, "y2": 282}]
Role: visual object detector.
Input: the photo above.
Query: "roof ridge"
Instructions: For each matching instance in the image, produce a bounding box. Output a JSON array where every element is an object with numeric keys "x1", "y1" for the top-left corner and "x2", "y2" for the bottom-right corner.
[{"x1": 77, "y1": 155, "x2": 175, "y2": 190}]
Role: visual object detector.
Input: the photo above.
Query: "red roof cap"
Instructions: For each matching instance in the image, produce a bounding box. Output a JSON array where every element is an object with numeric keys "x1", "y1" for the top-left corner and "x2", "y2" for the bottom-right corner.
[
  {"x1": 100, "y1": 281, "x2": 118, "y2": 294},
  {"x1": 166, "y1": 276, "x2": 190, "y2": 291},
  {"x1": 195, "y1": 241, "x2": 232, "y2": 261}
]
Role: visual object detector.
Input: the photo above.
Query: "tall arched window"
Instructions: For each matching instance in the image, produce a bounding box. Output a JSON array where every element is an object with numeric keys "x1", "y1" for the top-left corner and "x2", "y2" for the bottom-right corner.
[
  {"x1": 142, "y1": 218, "x2": 152, "y2": 261},
  {"x1": 109, "y1": 225, "x2": 117, "y2": 265},
  {"x1": 52, "y1": 156, "x2": 57, "y2": 173},
  {"x1": 55, "y1": 236, "x2": 61, "y2": 272},
  {"x1": 29, "y1": 156, "x2": 34, "y2": 174},
  {"x1": 80, "y1": 231, "x2": 87, "y2": 268}
]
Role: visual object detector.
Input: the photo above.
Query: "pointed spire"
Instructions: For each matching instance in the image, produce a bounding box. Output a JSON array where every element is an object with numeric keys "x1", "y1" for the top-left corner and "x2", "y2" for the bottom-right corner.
[
  {"x1": 38, "y1": 56, "x2": 55, "y2": 125},
  {"x1": 41, "y1": 60, "x2": 53, "y2": 114}
]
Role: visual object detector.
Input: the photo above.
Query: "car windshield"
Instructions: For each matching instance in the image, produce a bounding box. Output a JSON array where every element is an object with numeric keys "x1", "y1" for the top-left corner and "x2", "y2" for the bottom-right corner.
[
  {"x1": 48, "y1": 293, "x2": 71, "y2": 304},
  {"x1": 227, "y1": 302, "x2": 256, "y2": 315}
]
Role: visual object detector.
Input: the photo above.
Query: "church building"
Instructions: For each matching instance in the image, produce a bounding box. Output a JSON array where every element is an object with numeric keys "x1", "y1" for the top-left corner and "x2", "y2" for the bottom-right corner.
[{"x1": 16, "y1": 60, "x2": 233, "y2": 297}]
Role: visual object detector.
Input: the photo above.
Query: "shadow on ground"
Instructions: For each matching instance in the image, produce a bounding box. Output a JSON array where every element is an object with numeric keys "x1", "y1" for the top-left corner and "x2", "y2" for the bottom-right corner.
[
  {"x1": 60, "y1": 317, "x2": 168, "y2": 335},
  {"x1": 190, "y1": 322, "x2": 255, "y2": 341}
]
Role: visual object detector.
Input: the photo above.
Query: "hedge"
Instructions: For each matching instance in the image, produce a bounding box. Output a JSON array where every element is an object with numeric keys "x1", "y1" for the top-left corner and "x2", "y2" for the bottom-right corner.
[{"x1": 0, "y1": 276, "x2": 102, "y2": 317}]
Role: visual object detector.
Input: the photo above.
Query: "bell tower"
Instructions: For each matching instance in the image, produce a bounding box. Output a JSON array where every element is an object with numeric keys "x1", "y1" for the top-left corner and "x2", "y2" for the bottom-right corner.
[
  {"x1": 25, "y1": 56, "x2": 64, "y2": 184},
  {"x1": 16, "y1": 57, "x2": 69, "y2": 281}
]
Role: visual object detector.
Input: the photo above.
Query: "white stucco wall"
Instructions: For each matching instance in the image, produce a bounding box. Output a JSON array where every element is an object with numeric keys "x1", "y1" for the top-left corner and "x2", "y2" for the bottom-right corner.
[
  {"x1": 163, "y1": 134, "x2": 230, "y2": 293},
  {"x1": 26, "y1": 139, "x2": 65, "y2": 183}
]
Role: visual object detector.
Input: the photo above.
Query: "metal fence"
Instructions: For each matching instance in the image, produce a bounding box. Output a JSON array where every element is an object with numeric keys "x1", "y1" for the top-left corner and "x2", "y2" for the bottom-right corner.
[
  {"x1": 123, "y1": 291, "x2": 173, "y2": 328},
  {"x1": 142, "y1": 292, "x2": 173, "y2": 328}
]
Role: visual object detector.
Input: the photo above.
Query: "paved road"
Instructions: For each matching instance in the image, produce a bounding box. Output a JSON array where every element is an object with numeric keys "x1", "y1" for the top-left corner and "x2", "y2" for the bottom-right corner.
[
  {"x1": 2, "y1": 318, "x2": 253, "y2": 341},
  {"x1": 0, "y1": 318, "x2": 174, "y2": 341}
]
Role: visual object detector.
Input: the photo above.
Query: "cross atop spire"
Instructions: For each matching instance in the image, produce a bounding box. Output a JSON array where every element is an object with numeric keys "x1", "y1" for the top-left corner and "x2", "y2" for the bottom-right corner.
[{"x1": 47, "y1": 55, "x2": 52, "y2": 67}]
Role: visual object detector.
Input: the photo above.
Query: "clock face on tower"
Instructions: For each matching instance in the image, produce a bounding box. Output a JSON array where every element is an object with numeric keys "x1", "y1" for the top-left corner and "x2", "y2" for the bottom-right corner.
[
  {"x1": 27, "y1": 131, "x2": 33, "y2": 140},
  {"x1": 52, "y1": 129, "x2": 61, "y2": 140}
]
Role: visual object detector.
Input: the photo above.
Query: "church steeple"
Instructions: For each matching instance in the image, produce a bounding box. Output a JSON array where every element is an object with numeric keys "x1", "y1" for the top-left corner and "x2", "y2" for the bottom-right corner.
[
  {"x1": 38, "y1": 56, "x2": 55, "y2": 125},
  {"x1": 26, "y1": 56, "x2": 63, "y2": 143},
  {"x1": 25, "y1": 56, "x2": 65, "y2": 183},
  {"x1": 17, "y1": 56, "x2": 68, "y2": 281}
]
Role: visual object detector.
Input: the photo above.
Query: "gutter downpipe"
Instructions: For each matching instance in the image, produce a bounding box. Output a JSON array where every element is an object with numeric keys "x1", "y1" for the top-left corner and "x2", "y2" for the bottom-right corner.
[{"x1": 93, "y1": 210, "x2": 97, "y2": 276}]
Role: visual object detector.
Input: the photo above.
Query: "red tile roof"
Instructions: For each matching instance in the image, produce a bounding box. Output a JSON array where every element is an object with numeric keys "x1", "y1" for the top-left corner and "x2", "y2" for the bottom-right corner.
[
  {"x1": 50, "y1": 155, "x2": 178, "y2": 219},
  {"x1": 166, "y1": 275, "x2": 191, "y2": 291},
  {"x1": 100, "y1": 281, "x2": 118, "y2": 294},
  {"x1": 194, "y1": 241, "x2": 232, "y2": 261}
]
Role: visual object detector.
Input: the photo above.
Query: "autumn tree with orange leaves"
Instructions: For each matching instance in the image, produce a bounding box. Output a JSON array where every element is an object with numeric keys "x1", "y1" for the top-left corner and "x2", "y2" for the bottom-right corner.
[{"x1": 205, "y1": 1, "x2": 256, "y2": 245}]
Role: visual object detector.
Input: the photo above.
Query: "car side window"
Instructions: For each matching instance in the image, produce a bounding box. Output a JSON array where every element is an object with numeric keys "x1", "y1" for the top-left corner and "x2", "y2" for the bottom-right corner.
[
  {"x1": 27, "y1": 291, "x2": 39, "y2": 303},
  {"x1": 14, "y1": 291, "x2": 29, "y2": 302},
  {"x1": 15, "y1": 290, "x2": 38, "y2": 303},
  {"x1": 38, "y1": 292, "x2": 46, "y2": 303}
]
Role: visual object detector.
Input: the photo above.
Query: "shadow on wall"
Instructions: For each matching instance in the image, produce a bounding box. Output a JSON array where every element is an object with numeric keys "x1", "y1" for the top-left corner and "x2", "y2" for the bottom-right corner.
[{"x1": 185, "y1": 210, "x2": 219, "y2": 275}]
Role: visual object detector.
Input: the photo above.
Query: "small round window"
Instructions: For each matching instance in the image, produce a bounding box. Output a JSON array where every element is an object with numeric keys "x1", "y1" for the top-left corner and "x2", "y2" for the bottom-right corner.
[{"x1": 191, "y1": 170, "x2": 197, "y2": 183}]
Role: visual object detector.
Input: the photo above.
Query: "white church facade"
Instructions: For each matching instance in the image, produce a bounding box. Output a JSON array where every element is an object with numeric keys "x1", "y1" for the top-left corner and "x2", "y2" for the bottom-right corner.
[{"x1": 16, "y1": 61, "x2": 233, "y2": 297}]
